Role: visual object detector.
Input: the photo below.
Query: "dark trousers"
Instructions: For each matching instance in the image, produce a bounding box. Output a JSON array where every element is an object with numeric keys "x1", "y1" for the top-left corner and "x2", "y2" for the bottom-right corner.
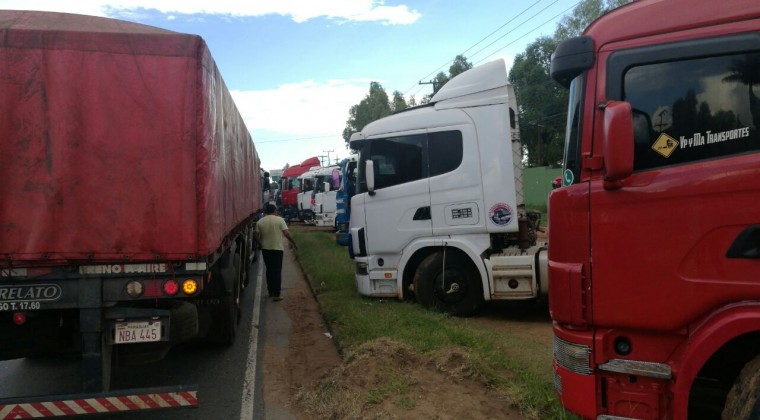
[{"x1": 261, "y1": 249, "x2": 284, "y2": 297}]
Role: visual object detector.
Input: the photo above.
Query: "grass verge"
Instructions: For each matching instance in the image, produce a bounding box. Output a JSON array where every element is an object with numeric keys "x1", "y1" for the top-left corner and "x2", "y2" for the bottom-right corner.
[{"x1": 291, "y1": 227, "x2": 576, "y2": 419}]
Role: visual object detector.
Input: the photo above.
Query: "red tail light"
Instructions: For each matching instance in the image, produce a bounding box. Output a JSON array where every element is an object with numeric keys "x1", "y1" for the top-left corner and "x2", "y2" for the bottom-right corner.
[
  {"x1": 163, "y1": 279, "x2": 179, "y2": 295},
  {"x1": 12, "y1": 312, "x2": 26, "y2": 325}
]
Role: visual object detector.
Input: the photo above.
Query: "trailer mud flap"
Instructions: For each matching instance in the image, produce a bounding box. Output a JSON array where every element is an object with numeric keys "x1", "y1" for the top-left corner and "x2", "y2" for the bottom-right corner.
[{"x1": 0, "y1": 385, "x2": 198, "y2": 418}]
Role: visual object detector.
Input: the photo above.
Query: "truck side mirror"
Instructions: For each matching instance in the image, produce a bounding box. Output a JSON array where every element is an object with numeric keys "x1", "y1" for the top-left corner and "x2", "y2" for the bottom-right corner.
[
  {"x1": 332, "y1": 169, "x2": 340, "y2": 189},
  {"x1": 603, "y1": 101, "x2": 634, "y2": 186},
  {"x1": 323, "y1": 182, "x2": 330, "y2": 193},
  {"x1": 366, "y1": 160, "x2": 375, "y2": 196}
]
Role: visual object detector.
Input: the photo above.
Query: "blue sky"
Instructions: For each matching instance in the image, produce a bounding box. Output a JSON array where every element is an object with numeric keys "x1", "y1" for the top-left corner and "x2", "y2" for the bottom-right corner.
[{"x1": 2, "y1": 0, "x2": 579, "y2": 171}]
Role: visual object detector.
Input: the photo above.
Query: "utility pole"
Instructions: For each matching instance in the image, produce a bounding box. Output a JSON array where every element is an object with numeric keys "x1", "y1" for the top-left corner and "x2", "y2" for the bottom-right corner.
[
  {"x1": 419, "y1": 79, "x2": 442, "y2": 93},
  {"x1": 322, "y1": 150, "x2": 334, "y2": 166},
  {"x1": 535, "y1": 120, "x2": 543, "y2": 167}
]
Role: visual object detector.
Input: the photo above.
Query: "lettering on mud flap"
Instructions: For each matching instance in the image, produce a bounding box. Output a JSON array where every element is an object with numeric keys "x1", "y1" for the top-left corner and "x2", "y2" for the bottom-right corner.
[
  {"x1": 0, "y1": 285, "x2": 61, "y2": 301},
  {"x1": 0, "y1": 284, "x2": 62, "y2": 310}
]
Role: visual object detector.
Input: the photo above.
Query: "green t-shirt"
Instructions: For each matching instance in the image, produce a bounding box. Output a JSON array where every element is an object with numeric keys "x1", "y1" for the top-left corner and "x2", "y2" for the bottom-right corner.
[{"x1": 255, "y1": 215, "x2": 288, "y2": 251}]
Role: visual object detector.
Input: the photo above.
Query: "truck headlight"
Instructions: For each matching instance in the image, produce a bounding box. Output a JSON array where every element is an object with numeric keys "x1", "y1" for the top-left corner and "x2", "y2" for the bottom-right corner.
[
  {"x1": 554, "y1": 336, "x2": 592, "y2": 374},
  {"x1": 356, "y1": 262, "x2": 368, "y2": 275}
]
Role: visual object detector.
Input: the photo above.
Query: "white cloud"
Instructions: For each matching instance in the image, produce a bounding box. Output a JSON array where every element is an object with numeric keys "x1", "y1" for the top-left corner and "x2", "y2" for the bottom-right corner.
[
  {"x1": 2, "y1": 0, "x2": 422, "y2": 25},
  {"x1": 232, "y1": 79, "x2": 369, "y2": 135},
  {"x1": 231, "y1": 80, "x2": 370, "y2": 170}
]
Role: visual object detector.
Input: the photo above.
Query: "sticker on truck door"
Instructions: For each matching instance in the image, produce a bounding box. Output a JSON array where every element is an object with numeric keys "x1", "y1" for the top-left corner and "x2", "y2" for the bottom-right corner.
[{"x1": 489, "y1": 203, "x2": 513, "y2": 226}]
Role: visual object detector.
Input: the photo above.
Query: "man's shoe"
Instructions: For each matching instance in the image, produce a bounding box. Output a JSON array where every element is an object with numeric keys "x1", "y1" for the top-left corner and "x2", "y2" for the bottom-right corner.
[{"x1": 272, "y1": 296, "x2": 283, "y2": 302}]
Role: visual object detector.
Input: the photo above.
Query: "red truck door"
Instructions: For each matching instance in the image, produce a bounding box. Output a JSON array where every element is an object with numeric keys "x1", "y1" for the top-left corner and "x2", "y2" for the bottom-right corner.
[{"x1": 590, "y1": 33, "x2": 760, "y2": 332}]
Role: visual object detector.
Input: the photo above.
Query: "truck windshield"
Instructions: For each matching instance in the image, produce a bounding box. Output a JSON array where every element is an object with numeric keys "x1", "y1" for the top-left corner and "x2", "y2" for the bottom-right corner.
[{"x1": 562, "y1": 74, "x2": 585, "y2": 186}]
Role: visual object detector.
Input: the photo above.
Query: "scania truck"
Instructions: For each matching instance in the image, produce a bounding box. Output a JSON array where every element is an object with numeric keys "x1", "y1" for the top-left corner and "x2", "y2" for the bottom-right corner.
[
  {"x1": 336, "y1": 156, "x2": 358, "y2": 246},
  {"x1": 348, "y1": 59, "x2": 546, "y2": 317},
  {"x1": 296, "y1": 166, "x2": 320, "y2": 223},
  {"x1": 311, "y1": 165, "x2": 342, "y2": 228},
  {"x1": 548, "y1": 0, "x2": 760, "y2": 418},
  {"x1": 0, "y1": 11, "x2": 261, "y2": 416}
]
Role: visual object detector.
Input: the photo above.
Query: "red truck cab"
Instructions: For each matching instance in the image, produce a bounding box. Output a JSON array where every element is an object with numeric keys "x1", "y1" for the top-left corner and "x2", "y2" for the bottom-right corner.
[
  {"x1": 278, "y1": 157, "x2": 320, "y2": 222},
  {"x1": 549, "y1": 1, "x2": 760, "y2": 418}
]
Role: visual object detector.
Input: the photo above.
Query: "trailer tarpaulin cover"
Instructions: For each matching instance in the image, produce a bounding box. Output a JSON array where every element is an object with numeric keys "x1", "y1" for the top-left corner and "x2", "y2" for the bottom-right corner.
[{"x1": 0, "y1": 11, "x2": 261, "y2": 264}]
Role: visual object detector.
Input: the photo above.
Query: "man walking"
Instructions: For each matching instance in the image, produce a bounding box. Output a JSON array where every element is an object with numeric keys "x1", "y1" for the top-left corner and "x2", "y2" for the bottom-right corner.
[{"x1": 254, "y1": 204, "x2": 297, "y2": 301}]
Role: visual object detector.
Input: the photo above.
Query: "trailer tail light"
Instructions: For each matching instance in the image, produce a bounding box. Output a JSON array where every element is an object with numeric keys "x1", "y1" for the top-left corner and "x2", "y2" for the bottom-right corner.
[
  {"x1": 182, "y1": 279, "x2": 198, "y2": 295},
  {"x1": 126, "y1": 280, "x2": 144, "y2": 297},
  {"x1": 12, "y1": 312, "x2": 26, "y2": 325},
  {"x1": 163, "y1": 279, "x2": 179, "y2": 295}
]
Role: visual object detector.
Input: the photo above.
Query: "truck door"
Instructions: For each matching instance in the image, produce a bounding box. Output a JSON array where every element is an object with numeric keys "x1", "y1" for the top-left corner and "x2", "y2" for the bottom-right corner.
[
  {"x1": 590, "y1": 34, "x2": 760, "y2": 331},
  {"x1": 361, "y1": 133, "x2": 432, "y2": 254},
  {"x1": 428, "y1": 127, "x2": 481, "y2": 236}
]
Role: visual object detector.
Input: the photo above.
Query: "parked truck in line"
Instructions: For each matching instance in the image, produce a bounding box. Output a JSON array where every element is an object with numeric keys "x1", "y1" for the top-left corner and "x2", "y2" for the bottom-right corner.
[
  {"x1": 278, "y1": 157, "x2": 320, "y2": 222},
  {"x1": 348, "y1": 59, "x2": 546, "y2": 317},
  {"x1": 311, "y1": 164, "x2": 342, "y2": 228},
  {"x1": 548, "y1": 0, "x2": 760, "y2": 418},
  {"x1": 297, "y1": 166, "x2": 321, "y2": 223},
  {"x1": 335, "y1": 156, "x2": 358, "y2": 246},
  {"x1": 0, "y1": 11, "x2": 261, "y2": 416}
]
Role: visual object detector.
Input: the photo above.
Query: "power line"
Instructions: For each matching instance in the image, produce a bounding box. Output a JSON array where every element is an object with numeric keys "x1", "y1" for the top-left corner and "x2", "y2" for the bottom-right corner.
[
  {"x1": 474, "y1": 1, "x2": 582, "y2": 66},
  {"x1": 468, "y1": 0, "x2": 564, "y2": 62},
  {"x1": 403, "y1": 0, "x2": 547, "y2": 95},
  {"x1": 406, "y1": 0, "x2": 582, "y2": 97}
]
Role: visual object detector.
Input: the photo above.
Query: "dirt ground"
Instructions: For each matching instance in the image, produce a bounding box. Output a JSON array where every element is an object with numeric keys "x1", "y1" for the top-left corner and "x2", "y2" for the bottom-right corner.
[{"x1": 262, "y1": 223, "x2": 551, "y2": 420}]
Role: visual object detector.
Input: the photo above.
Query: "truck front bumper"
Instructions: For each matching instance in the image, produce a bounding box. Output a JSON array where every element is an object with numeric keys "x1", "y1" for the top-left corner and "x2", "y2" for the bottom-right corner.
[{"x1": 354, "y1": 258, "x2": 397, "y2": 298}]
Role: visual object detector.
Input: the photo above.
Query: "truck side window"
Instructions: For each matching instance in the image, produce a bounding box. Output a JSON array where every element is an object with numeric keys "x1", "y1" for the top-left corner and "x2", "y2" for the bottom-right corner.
[
  {"x1": 563, "y1": 75, "x2": 585, "y2": 185},
  {"x1": 623, "y1": 51, "x2": 760, "y2": 171},
  {"x1": 368, "y1": 135, "x2": 425, "y2": 189},
  {"x1": 428, "y1": 130, "x2": 463, "y2": 176}
]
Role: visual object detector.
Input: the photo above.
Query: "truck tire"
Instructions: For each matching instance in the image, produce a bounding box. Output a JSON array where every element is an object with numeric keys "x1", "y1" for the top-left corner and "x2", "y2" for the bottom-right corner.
[
  {"x1": 413, "y1": 250, "x2": 483, "y2": 317},
  {"x1": 212, "y1": 253, "x2": 241, "y2": 346},
  {"x1": 101, "y1": 332, "x2": 112, "y2": 391},
  {"x1": 722, "y1": 354, "x2": 760, "y2": 420}
]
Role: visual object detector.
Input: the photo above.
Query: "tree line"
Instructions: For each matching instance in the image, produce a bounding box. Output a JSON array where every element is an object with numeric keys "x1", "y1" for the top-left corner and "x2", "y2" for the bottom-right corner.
[{"x1": 342, "y1": 0, "x2": 630, "y2": 168}]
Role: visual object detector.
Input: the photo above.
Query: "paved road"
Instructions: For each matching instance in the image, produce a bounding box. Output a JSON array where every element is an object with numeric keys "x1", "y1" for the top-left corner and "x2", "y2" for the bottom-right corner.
[{"x1": 0, "y1": 257, "x2": 270, "y2": 420}]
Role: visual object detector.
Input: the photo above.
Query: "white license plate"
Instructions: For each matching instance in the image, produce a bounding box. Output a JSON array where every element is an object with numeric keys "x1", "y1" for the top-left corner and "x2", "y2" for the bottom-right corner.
[{"x1": 114, "y1": 320, "x2": 162, "y2": 344}]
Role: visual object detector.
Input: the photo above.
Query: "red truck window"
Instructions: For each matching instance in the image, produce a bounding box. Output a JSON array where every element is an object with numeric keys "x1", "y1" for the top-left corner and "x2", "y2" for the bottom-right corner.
[{"x1": 615, "y1": 41, "x2": 760, "y2": 171}]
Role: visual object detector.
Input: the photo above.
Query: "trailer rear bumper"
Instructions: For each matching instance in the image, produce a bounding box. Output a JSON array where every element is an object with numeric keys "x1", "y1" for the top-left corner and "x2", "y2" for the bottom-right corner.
[{"x1": 0, "y1": 385, "x2": 198, "y2": 418}]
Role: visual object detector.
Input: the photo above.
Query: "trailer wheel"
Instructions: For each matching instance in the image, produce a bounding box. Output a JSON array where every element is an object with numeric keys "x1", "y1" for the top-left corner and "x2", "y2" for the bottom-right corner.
[
  {"x1": 413, "y1": 250, "x2": 482, "y2": 317},
  {"x1": 211, "y1": 253, "x2": 241, "y2": 346},
  {"x1": 722, "y1": 354, "x2": 760, "y2": 420},
  {"x1": 213, "y1": 283, "x2": 240, "y2": 346},
  {"x1": 101, "y1": 332, "x2": 112, "y2": 391}
]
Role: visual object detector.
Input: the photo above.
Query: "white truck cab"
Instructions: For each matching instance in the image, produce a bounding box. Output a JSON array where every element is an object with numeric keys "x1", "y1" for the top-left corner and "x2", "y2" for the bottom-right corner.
[
  {"x1": 348, "y1": 59, "x2": 547, "y2": 316},
  {"x1": 311, "y1": 165, "x2": 341, "y2": 227},
  {"x1": 296, "y1": 166, "x2": 320, "y2": 223}
]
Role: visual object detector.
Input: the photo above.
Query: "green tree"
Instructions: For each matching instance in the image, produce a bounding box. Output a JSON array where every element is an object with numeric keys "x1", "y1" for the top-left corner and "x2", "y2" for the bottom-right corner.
[
  {"x1": 342, "y1": 82, "x2": 392, "y2": 142},
  {"x1": 431, "y1": 72, "x2": 449, "y2": 94},
  {"x1": 509, "y1": 36, "x2": 567, "y2": 167},
  {"x1": 554, "y1": 0, "x2": 632, "y2": 41},
  {"x1": 391, "y1": 90, "x2": 408, "y2": 113},
  {"x1": 422, "y1": 55, "x2": 474, "y2": 104},
  {"x1": 449, "y1": 55, "x2": 473, "y2": 79},
  {"x1": 509, "y1": 0, "x2": 631, "y2": 166}
]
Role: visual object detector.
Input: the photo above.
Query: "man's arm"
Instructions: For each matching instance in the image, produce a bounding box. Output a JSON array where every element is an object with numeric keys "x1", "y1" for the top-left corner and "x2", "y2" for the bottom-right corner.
[{"x1": 282, "y1": 229, "x2": 297, "y2": 250}]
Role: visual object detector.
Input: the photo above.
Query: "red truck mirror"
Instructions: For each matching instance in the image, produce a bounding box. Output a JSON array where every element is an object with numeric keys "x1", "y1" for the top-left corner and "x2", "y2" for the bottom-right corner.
[{"x1": 603, "y1": 101, "x2": 634, "y2": 185}]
